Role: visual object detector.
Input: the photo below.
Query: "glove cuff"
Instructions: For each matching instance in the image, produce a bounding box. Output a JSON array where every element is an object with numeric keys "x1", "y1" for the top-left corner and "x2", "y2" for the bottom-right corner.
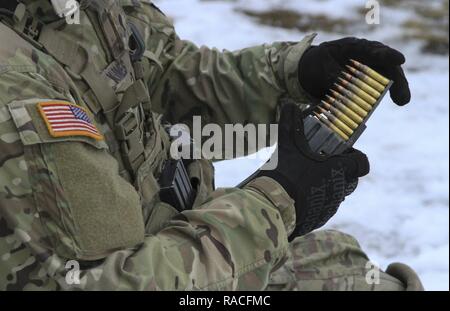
[{"x1": 284, "y1": 33, "x2": 317, "y2": 104}]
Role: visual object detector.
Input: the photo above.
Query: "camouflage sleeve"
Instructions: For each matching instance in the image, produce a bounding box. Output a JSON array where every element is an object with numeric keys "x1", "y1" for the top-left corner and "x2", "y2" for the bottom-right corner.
[
  {"x1": 0, "y1": 69, "x2": 295, "y2": 290},
  {"x1": 125, "y1": 2, "x2": 316, "y2": 128}
]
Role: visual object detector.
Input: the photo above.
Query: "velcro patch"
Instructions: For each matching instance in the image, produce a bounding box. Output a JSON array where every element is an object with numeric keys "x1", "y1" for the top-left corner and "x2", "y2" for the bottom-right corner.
[{"x1": 38, "y1": 101, "x2": 103, "y2": 141}]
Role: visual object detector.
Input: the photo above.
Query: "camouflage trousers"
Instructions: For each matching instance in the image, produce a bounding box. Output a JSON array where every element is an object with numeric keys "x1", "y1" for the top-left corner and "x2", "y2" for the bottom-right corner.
[{"x1": 267, "y1": 230, "x2": 424, "y2": 291}]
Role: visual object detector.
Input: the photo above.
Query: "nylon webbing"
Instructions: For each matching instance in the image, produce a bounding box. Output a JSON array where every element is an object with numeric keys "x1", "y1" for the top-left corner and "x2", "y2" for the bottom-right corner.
[{"x1": 39, "y1": 25, "x2": 119, "y2": 125}]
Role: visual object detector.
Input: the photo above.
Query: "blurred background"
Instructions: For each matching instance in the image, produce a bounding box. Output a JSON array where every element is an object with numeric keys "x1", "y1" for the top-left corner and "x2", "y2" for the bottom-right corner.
[{"x1": 154, "y1": 0, "x2": 449, "y2": 290}]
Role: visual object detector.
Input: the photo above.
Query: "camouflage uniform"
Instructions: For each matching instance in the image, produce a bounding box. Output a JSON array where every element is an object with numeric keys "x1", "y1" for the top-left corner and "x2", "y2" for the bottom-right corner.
[{"x1": 0, "y1": 0, "x2": 423, "y2": 290}]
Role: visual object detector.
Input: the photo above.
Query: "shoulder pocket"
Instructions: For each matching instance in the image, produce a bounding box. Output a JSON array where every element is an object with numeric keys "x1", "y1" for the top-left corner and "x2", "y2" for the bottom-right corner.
[{"x1": 7, "y1": 99, "x2": 144, "y2": 261}]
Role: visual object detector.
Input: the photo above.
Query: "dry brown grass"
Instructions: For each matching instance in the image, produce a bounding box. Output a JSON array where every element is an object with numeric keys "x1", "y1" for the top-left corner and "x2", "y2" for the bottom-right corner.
[
  {"x1": 236, "y1": 8, "x2": 354, "y2": 34},
  {"x1": 207, "y1": 0, "x2": 449, "y2": 55},
  {"x1": 402, "y1": 0, "x2": 449, "y2": 55}
]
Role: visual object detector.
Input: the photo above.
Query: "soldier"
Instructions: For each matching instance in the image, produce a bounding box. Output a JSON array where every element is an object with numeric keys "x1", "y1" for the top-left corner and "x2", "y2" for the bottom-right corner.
[{"x1": 0, "y1": 0, "x2": 423, "y2": 290}]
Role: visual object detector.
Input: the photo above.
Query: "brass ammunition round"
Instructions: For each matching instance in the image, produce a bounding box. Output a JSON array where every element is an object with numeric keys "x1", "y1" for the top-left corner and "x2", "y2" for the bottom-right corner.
[
  {"x1": 314, "y1": 112, "x2": 349, "y2": 141},
  {"x1": 321, "y1": 101, "x2": 358, "y2": 130},
  {"x1": 338, "y1": 78, "x2": 377, "y2": 105},
  {"x1": 334, "y1": 84, "x2": 372, "y2": 111},
  {"x1": 324, "y1": 111, "x2": 354, "y2": 136},
  {"x1": 341, "y1": 72, "x2": 381, "y2": 99},
  {"x1": 330, "y1": 90, "x2": 368, "y2": 118},
  {"x1": 346, "y1": 65, "x2": 385, "y2": 92},
  {"x1": 326, "y1": 95, "x2": 364, "y2": 124},
  {"x1": 350, "y1": 60, "x2": 390, "y2": 86}
]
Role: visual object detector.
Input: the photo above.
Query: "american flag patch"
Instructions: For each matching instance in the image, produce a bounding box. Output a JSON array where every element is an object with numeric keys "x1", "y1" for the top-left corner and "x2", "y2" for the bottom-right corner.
[{"x1": 38, "y1": 102, "x2": 103, "y2": 141}]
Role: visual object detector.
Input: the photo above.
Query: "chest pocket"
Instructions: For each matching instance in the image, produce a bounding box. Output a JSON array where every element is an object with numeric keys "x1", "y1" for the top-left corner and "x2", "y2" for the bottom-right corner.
[{"x1": 8, "y1": 99, "x2": 145, "y2": 261}]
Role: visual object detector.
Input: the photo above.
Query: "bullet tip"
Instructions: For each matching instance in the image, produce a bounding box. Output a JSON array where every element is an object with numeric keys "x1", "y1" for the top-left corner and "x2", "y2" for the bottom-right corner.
[
  {"x1": 321, "y1": 101, "x2": 331, "y2": 109},
  {"x1": 326, "y1": 95, "x2": 337, "y2": 103},
  {"x1": 330, "y1": 89, "x2": 340, "y2": 96},
  {"x1": 346, "y1": 65, "x2": 357, "y2": 72},
  {"x1": 317, "y1": 106, "x2": 327, "y2": 113}
]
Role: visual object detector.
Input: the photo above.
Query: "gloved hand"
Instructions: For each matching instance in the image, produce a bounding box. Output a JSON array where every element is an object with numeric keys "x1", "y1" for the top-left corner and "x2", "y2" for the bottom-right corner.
[
  {"x1": 298, "y1": 37, "x2": 411, "y2": 106},
  {"x1": 248, "y1": 104, "x2": 370, "y2": 239}
]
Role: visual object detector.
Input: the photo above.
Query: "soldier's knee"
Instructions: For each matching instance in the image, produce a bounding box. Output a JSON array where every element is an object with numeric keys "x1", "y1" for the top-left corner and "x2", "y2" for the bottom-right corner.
[
  {"x1": 286, "y1": 230, "x2": 369, "y2": 270},
  {"x1": 290, "y1": 229, "x2": 361, "y2": 250}
]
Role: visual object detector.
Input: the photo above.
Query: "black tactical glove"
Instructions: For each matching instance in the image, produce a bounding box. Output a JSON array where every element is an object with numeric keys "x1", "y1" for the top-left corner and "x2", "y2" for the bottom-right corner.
[
  {"x1": 299, "y1": 37, "x2": 411, "y2": 106},
  {"x1": 245, "y1": 104, "x2": 370, "y2": 239}
]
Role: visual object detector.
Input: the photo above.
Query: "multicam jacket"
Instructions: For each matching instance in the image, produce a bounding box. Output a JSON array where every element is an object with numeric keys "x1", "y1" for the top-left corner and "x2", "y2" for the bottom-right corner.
[{"x1": 0, "y1": 0, "x2": 315, "y2": 290}]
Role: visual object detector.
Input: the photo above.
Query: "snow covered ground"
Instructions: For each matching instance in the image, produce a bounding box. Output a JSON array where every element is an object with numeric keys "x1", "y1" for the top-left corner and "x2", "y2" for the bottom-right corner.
[{"x1": 154, "y1": 0, "x2": 449, "y2": 290}]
